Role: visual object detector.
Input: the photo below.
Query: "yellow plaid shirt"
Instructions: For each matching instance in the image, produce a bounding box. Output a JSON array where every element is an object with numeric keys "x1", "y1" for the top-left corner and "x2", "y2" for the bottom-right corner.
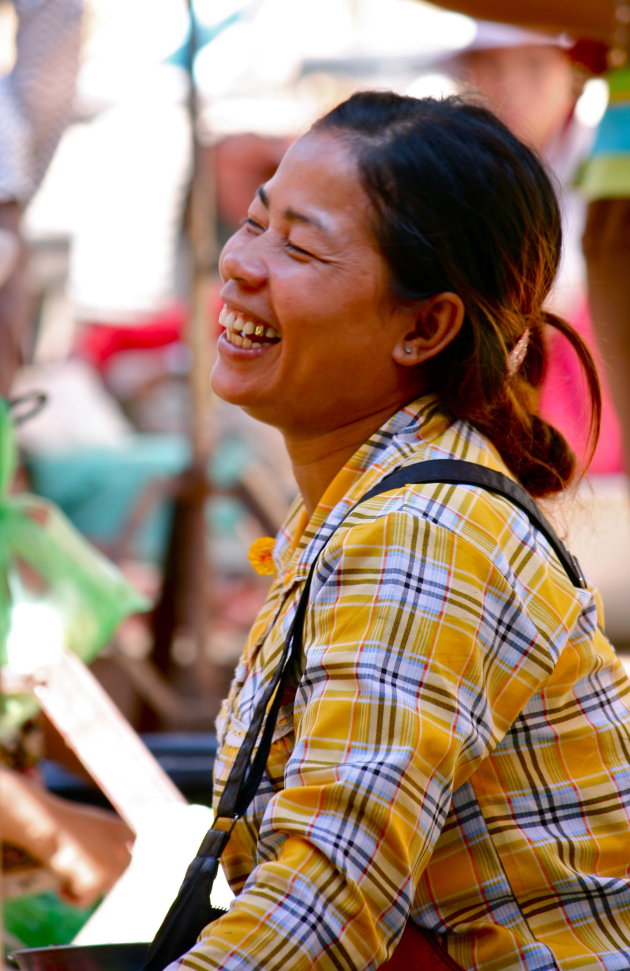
[{"x1": 172, "y1": 398, "x2": 630, "y2": 970}]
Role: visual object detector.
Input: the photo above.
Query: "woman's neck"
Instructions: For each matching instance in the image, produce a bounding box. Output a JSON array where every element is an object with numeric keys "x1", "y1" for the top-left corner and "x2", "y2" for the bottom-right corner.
[{"x1": 283, "y1": 406, "x2": 403, "y2": 516}]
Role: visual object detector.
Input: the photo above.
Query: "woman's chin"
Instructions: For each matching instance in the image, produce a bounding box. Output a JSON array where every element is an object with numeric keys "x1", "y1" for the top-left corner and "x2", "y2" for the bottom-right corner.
[
  {"x1": 210, "y1": 365, "x2": 266, "y2": 417},
  {"x1": 210, "y1": 376, "x2": 244, "y2": 408},
  {"x1": 210, "y1": 359, "x2": 243, "y2": 405},
  {"x1": 211, "y1": 342, "x2": 276, "y2": 408}
]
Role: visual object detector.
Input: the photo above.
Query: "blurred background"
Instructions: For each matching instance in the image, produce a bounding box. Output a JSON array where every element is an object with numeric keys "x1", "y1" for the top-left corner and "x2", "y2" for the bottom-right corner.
[{"x1": 1, "y1": 0, "x2": 627, "y2": 956}]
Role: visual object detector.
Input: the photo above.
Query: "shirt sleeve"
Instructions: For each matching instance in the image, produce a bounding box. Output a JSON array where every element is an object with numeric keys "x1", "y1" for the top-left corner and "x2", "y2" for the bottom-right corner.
[{"x1": 168, "y1": 508, "x2": 579, "y2": 970}]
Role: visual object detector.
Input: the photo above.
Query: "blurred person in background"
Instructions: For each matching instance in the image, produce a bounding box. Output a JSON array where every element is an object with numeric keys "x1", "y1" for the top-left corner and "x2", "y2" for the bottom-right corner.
[
  {"x1": 424, "y1": 0, "x2": 630, "y2": 473},
  {"x1": 0, "y1": 0, "x2": 83, "y2": 395},
  {"x1": 446, "y1": 21, "x2": 583, "y2": 159},
  {"x1": 440, "y1": 20, "x2": 624, "y2": 476}
]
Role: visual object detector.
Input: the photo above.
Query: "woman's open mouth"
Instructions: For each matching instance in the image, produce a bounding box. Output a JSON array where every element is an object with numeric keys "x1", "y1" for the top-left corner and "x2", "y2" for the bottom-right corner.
[{"x1": 219, "y1": 306, "x2": 281, "y2": 349}]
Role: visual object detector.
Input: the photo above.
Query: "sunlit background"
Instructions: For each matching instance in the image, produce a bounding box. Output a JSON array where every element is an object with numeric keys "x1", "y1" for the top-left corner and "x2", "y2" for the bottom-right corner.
[
  {"x1": 3, "y1": 0, "x2": 626, "y2": 658},
  {"x1": 1, "y1": 1, "x2": 628, "y2": 948},
  {"x1": 1, "y1": 0, "x2": 625, "y2": 701},
  {"x1": 10, "y1": 0, "x2": 608, "y2": 272}
]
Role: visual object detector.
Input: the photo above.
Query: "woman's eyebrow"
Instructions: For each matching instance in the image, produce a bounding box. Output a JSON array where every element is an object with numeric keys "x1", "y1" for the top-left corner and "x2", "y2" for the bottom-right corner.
[{"x1": 256, "y1": 185, "x2": 333, "y2": 237}]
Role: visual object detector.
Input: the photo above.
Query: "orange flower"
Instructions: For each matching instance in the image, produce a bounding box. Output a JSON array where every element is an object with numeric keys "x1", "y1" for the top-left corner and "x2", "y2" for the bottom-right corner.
[{"x1": 247, "y1": 536, "x2": 276, "y2": 576}]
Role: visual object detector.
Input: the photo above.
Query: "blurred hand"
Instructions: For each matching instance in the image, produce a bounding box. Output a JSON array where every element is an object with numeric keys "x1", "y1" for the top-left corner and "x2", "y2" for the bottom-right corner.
[{"x1": 1, "y1": 765, "x2": 134, "y2": 908}]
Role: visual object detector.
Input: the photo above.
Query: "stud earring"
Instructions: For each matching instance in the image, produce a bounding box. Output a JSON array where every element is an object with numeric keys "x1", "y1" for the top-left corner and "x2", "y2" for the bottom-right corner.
[{"x1": 404, "y1": 346, "x2": 412, "y2": 355}]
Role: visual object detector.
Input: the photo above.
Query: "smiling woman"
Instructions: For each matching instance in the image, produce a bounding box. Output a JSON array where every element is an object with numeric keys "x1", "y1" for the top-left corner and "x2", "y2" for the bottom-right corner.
[
  {"x1": 214, "y1": 130, "x2": 464, "y2": 507},
  {"x1": 163, "y1": 91, "x2": 630, "y2": 970}
]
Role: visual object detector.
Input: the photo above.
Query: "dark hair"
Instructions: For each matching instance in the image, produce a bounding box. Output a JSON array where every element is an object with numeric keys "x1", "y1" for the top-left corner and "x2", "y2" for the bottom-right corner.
[{"x1": 313, "y1": 90, "x2": 601, "y2": 497}]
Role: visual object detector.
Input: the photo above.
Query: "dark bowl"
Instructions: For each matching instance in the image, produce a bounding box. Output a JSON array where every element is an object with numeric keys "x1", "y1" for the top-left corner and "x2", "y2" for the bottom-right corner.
[{"x1": 9, "y1": 942, "x2": 149, "y2": 971}]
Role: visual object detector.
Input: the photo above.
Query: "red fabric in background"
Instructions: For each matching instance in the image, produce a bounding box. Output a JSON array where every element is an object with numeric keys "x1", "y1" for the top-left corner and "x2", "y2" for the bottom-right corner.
[
  {"x1": 76, "y1": 290, "x2": 224, "y2": 370},
  {"x1": 540, "y1": 301, "x2": 624, "y2": 475},
  {"x1": 76, "y1": 304, "x2": 187, "y2": 369}
]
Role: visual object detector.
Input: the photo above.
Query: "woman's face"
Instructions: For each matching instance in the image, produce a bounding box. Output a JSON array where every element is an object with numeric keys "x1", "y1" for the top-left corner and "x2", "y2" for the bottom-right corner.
[{"x1": 214, "y1": 132, "x2": 419, "y2": 438}]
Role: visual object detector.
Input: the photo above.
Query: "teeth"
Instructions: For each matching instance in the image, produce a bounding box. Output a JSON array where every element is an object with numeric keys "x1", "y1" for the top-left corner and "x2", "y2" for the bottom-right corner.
[
  {"x1": 221, "y1": 309, "x2": 237, "y2": 331},
  {"x1": 222, "y1": 307, "x2": 281, "y2": 347}
]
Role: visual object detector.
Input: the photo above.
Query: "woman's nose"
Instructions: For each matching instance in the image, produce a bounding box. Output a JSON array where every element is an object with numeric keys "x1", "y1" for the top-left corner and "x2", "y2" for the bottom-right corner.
[{"x1": 219, "y1": 232, "x2": 267, "y2": 290}]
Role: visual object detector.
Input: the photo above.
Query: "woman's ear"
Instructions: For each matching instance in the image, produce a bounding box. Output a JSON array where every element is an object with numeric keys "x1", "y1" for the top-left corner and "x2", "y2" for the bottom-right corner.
[{"x1": 392, "y1": 292, "x2": 465, "y2": 366}]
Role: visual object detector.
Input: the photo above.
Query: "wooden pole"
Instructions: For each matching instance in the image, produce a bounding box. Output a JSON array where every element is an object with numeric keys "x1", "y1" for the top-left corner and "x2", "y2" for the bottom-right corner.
[
  {"x1": 147, "y1": 1, "x2": 220, "y2": 728},
  {"x1": 183, "y1": 0, "x2": 219, "y2": 681},
  {"x1": 186, "y1": 1, "x2": 217, "y2": 465}
]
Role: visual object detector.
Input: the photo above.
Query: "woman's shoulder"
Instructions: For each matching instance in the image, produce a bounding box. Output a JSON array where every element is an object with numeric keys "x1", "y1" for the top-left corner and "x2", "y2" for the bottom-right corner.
[
  {"x1": 336, "y1": 415, "x2": 526, "y2": 555},
  {"x1": 331, "y1": 469, "x2": 531, "y2": 568},
  {"x1": 325, "y1": 463, "x2": 590, "y2": 621}
]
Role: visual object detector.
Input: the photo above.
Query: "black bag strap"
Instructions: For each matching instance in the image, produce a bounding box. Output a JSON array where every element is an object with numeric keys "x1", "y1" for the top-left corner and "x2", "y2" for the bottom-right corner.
[
  {"x1": 212, "y1": 583, "x2": 310, "y2": 824},
  {"x1": 359, "y1": 460, "x2": 586, "y2": 588},
  {"x1": 161, "y1": 458, "x2": 586, "y2": 951},
  {"x1": 198, "y1": 594, "x2": 307, "y2": 838},
  {"x1": 142, "y1": 596, "x2": 309, "y2": 969}
]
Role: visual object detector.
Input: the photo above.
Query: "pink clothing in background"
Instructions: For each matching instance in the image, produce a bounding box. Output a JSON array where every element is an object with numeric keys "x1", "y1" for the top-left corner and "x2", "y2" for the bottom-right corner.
[{"x1": 540, "y1": 302, "x2": 624, "y2": 475}]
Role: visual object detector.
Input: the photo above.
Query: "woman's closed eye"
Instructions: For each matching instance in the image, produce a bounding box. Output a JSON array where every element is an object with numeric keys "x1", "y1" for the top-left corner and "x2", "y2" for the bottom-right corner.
[
  {"x1": 285, "y1": 240, "x2": 319, "y2": 260},
  {"x1": 243, "y1": 216, "x2": 265, "y2": 234},
  {"x1": 243, "y1": 217, "x2": 320, "y2": 261}
]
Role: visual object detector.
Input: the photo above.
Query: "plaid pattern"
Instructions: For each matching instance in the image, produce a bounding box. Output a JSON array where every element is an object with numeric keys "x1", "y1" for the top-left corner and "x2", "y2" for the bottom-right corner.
[{"x1": 170, "y1": 398, "x2": 630, "y2": 971}]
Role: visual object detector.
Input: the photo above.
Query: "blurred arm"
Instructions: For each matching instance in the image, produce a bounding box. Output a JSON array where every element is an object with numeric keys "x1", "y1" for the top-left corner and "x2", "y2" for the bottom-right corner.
[
  {"x1": 424, "y1": 0, "x2": 615, "y2": 43},
  {"x1": 1, "y1": 764, "x2": 133, "y2": 907}
]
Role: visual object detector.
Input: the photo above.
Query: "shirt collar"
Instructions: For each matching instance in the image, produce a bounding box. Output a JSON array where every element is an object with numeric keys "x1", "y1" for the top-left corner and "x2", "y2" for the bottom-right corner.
[{"x1": 273, "y1": 395, "x2": 453, "y2": 584}]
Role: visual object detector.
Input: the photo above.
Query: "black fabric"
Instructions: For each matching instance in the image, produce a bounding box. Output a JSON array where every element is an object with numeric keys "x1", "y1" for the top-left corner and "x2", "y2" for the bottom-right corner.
[{"x1": 142, "y1": 840, "x2": 228, "y2": 971}]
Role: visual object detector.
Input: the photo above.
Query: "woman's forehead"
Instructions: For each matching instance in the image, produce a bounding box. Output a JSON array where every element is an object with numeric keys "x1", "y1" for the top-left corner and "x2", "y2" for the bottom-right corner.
[
  {"x1": 264, "y1": 133, "x2": 361, "y2": 204},
  {"x1": 259, "y1": 132, "x2": 371, "y2": 233}
]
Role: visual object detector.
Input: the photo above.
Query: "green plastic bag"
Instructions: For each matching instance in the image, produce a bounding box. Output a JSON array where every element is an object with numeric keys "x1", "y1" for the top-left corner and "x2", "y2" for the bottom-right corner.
[
  {"x1": 3, "y1": 891, "x2": 94, "y2": 950},
  {"x1": 0, "y1": 399, "x2": 149, "y2": 740}
]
